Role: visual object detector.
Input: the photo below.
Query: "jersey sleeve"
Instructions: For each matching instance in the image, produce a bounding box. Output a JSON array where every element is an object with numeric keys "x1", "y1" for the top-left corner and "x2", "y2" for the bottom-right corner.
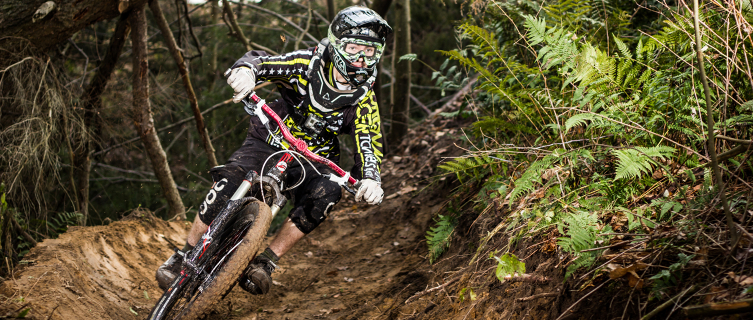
[
  {"x1": 231, "y1": 49, "x2": 313, "y2": 88},
  {"x1": 346, "y1": 90, "x2": 384, "y2": 182}
]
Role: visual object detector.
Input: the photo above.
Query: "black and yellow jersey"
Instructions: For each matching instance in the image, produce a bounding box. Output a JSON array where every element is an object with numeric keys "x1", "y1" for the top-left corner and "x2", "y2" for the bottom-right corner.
[{"x1": 231, "y1": 48, "x2": 383, "y2": 182}]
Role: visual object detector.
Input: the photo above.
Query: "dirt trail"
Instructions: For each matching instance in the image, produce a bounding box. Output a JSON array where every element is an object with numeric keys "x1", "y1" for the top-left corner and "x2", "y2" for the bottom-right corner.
[
  {"x1": 0, "y1": 120, "x2": 463, "y2": 320},
  {"x1": 0, "y1": 212, "x2": 191, "y2": 319}
]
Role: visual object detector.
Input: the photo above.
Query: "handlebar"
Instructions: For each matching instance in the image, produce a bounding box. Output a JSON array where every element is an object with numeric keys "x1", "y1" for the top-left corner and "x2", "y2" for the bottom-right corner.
[{"x1": 242, "y1": 93, "x2": 359, "y2": 188}]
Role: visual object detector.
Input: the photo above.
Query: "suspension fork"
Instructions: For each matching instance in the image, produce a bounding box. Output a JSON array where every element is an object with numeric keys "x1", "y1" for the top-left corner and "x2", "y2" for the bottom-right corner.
[{"x1": 229, "y1": 153, "x2": 293, "y2": 216}]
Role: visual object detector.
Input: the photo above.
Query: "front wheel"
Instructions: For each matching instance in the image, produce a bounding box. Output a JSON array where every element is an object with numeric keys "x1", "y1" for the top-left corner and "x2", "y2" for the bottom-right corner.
[{"x1": 147, "y1": 199, "x2": 274, "y2": 320}]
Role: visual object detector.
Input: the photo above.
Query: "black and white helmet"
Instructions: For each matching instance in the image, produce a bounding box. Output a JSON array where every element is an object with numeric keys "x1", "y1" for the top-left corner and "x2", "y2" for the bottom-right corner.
[{"x1": 327, "y1": 6, "x2": 392, "y2": 86}]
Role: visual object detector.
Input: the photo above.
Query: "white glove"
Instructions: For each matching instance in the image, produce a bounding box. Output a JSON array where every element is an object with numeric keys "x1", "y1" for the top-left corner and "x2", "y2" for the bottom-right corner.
[
  {"x1": 355, "y1": 179, "x2": 383, "y2": 205},
  {"x1": 227, "y1": 67, "x2": 256, "y2": 103}
]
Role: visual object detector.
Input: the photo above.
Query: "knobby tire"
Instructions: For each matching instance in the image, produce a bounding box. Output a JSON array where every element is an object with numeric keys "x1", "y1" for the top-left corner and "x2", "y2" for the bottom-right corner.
[{"x1": 147, "y1": 200, "x2": 273, "y2": 320}]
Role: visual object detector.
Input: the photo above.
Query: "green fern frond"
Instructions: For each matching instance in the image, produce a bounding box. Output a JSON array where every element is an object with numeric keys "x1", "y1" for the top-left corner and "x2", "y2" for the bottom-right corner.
[
  {"x1": 613, "y1": 146, "x2": 675, "y2": 180},
  {"x1": 426, "y1": 214, "x2": 456, "y2": 263},
  {"x1": 509, "y1": 154, "x2": 558, "y2": 201},
  {"x1": 557, "y1": 211, "x2": 612, "y2": 279},
  {"x1": 564, "y1": 113, "x2": 597, "y2": 133}
]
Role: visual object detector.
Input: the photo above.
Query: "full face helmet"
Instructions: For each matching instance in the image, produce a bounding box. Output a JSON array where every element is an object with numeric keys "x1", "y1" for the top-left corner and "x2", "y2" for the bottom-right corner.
[{"x1": 328, "y1": 6, "x2": 392, "y2": 86}]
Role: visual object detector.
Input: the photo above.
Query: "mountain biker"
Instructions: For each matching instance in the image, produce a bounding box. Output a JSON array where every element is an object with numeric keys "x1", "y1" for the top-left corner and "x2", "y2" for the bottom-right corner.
[{"x1": 155, "y1": 6, "x2": 392, "y2": 296}]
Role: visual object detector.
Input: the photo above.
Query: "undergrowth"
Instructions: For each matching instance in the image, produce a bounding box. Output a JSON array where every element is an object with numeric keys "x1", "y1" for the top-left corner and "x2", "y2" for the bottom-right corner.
[{"x1": 427, "y1": 0, "x2": 753, "y2": 316}]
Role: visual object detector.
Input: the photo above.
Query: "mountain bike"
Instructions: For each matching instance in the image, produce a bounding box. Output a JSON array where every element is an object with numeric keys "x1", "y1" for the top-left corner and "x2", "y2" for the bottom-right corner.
[{"x1": 147, "y1": 92, "x2": 359, "y2": 320}]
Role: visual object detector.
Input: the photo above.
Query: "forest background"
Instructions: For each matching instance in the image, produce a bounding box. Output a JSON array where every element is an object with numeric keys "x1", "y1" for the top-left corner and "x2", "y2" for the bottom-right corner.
[{"x1": 2, "y1": 0, "x2": 753, "y2": 318}]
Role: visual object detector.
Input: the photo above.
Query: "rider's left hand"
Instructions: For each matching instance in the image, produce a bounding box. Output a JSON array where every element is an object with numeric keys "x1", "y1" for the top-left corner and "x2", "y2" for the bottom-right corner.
[{"x1": 355, "y1": 179, "x2": 383, "y2": 205}]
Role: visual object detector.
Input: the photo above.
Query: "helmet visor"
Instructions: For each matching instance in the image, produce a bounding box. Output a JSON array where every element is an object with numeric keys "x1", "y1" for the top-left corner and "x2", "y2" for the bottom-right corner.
[{"x1": 334, "y1": 37, "x2": 383, "y2": 67}]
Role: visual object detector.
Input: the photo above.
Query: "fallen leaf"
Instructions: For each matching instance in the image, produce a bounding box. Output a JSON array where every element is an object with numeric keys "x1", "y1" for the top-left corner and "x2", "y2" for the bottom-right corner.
[{"x1": 609, "y1": 262, "x2": 648, "y2": 280}]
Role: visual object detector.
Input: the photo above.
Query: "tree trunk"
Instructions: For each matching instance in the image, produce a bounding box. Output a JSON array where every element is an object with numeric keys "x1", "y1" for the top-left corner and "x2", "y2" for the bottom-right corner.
[
  {"x1": 370, "y1": 0, "x2": 393, "y2": 17},
  {"x1": 388, "y1": 0, "x2": 410, "y2": 145},
  {"x1": 149, "y1": 0, "x2": 219, "y2": 169},
  {"x1": 129, "y1": 5, "x2": 186, "y2": 220},
  {"x1": 73, "y1": 14, "x2": 133, "y2": 225},
  {"x1": 0, "y1": 0, "x2": 148, "y2": 55},
  {"x1": 327, "y1": 0, "x2": 336, "y2": 21},
  {"x1": 370, "y1": 0, "x2": 392, "y2": 153},
  {"x1": 208, "y1": 0, "x2": 220, "y2": 88}
]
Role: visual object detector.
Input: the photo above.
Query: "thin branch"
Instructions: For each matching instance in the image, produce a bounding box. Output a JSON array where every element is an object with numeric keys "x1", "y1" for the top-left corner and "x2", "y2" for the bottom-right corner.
[
  {"x1": 517, "y1": 292, "x2": 559, "y2": 302},
  {"x1": 93, "y1": 99, "x2": 232, "y2": 156},
  {"x1": 150, "y1": 0, "x2": 218, "y2": 167},
  {"x1": 92, "y1": 162, "x2": 154, "y2": 178},
  {"x1": 180, "y1": 0, "x2": 203, "y2": 59},
  {"x1": 642, "y1": 285, "x2": 698, "y2": 320},
  {"x1": 222, "y1": 0, "x2": 251, "y2": 51},
  {"x1": 294, "y1": 0, "x2": 313, "y2": 51},
  {"x1": 67, "y1": 39, "x2": 89, "y2": 87},
  {"x1": 410, "y1": 95, "x2": 431, "y2": 115},
  {"x1": 0, "y1": 57, "x2": 35, "y2": 73},
  {"x1": 231, "y1": 1, "x2": 319, "y2": 43},
  {"x1": 404, "y1": 277, "x2": 459, "y2": 304},
  {"x1": 716, "y1": 135, "x2": 753, "y2": 145},
  {"x1": 693, "y1": 0, "x2": 738, "y2": 246},
  {"x1": 280, "y1": 0, "x2": 329, "y2": 24},
  {"x1": 89, "y1": 177, "x2": 190, "y2": 192},
  {"x1": 430, "y1": 75, "x2": 479, "y2": 118}
]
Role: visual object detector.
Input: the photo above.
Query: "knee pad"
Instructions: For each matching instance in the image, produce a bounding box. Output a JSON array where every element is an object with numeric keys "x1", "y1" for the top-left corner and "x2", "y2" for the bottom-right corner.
[
  {"x1": 289, "y1": 177, "x2": 342, "y2": 234},
  {"x1": 198, "y1": 165, "x2": 246, "y2": 225}
]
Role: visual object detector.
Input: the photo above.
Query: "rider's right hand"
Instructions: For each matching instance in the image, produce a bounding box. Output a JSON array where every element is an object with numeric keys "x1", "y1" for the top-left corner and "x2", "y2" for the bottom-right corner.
[{"x1": 227, "y1": 67, "x2": 256, "y2": 103}]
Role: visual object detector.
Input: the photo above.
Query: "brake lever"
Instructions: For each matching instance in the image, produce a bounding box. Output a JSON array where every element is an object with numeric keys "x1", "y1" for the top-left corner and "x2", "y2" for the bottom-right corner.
[{"x1": 324, "y1": 173, "x2": 357, "y2": 195}]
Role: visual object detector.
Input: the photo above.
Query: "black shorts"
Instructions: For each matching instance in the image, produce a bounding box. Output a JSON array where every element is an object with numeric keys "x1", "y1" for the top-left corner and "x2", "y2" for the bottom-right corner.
[{"x1": 198, "y1": 136, "x2": 342, "y2": 234}]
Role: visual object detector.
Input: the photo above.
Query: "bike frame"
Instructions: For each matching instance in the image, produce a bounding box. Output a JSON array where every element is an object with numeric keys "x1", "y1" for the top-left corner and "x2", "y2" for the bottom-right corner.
[{"x1": 230, "y1": 92, "x2": 360, "y2": 208}]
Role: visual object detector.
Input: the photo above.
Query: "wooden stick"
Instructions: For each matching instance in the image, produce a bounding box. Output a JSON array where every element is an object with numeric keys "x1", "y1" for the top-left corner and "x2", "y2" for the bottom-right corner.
[
  {"x1": 517, "y1": 292, "x2": 558, "y2": 302},
  {"x1": 717, "y1": 135, "x2": 753, "y2": 145},
  {"x1": 641, "y1": 285, "x2": 698, "y2": 320},
  {"x1": 683, "y1": 298, "x2": 753, "y2": 318},
  {"x1": 503, "y1": 274, "x2": 551, "y2": 283},
  {"x1": 410, "y1": 95, "x2": 432, "y2": 115},
  {"x1": 429, "y1": 75, "x2": 479, "y2": 118},
  {"x1": 404, "y1": 277, "x2": 458, "y2": 304}
]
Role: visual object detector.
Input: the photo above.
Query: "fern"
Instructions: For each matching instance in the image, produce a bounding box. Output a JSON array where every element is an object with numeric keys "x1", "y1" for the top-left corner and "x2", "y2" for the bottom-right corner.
[
  {"x1": 438, "y1": 155, "x2": 506, "y2": 183},
  {"x1": 48, "y1": 212, "x2": 84, "y2": 236},
  {"x1": 557, "y1": 211, "x2": 613, "y2": 279},
  {"x1": 426, "y1": 214, "x2": 456, "y2": 263},
  {"x1": 564, "y1": 113, "x2": 598, "y2": 133},
  {"x1": 612, "y1": 146, "x2": 676, "y2": 180},
  {"x1": 509, "y1": 153, "x2": 558, "y2": 201}
]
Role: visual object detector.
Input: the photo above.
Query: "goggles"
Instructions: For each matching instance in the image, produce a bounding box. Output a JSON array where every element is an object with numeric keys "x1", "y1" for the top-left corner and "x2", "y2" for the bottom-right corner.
[{"x1": 332, "y1": 37, "x2": 384, "y2": 66}]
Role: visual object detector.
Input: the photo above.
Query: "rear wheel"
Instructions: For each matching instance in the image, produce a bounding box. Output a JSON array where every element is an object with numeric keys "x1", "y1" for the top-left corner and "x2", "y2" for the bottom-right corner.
[{"x1": 147, "y1": 199, "x2": 274, "y2": 320}]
